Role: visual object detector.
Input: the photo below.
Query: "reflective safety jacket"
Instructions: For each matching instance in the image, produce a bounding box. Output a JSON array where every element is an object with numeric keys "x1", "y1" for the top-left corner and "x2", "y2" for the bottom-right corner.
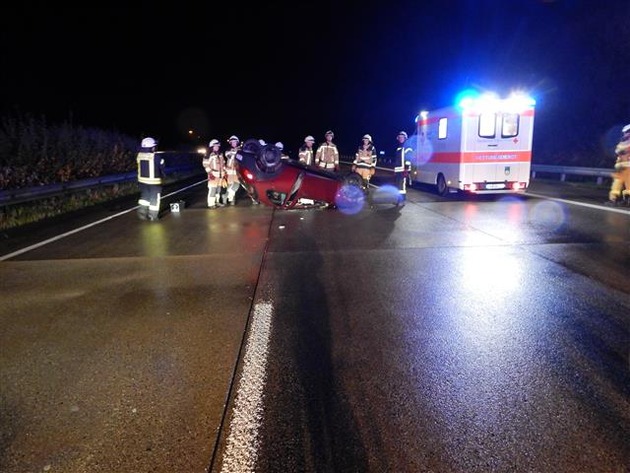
[
  {"x1": 615, "y1": 138, "x2": 630, "y2": 169},
  {"x1": 224, "y1": 147, "x2": 240, "y2": 184},
  {"x1": 315, "y1": 142, "x2": 339, "y2": 168},
  {"x1": 137, "y1": 151, "x2": 165, "y2": 185},
  {"x1": 353, "y1": 145, "x2": 377, "y2": 168},
  {"x1": 203, "y1": 151, "x2": 224, "y2": 180},
  {"x1": 395, "y1": 143, "x2": 414, "y2": 172},
  {"x1": 298, "y1": 145, "x2": 314, "y2": 165}
]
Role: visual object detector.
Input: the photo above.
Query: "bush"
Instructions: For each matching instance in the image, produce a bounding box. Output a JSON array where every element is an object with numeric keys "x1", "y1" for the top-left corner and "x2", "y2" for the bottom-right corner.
[{"x1": 0, "y1": 110, "x2": 138, "y2": 190}]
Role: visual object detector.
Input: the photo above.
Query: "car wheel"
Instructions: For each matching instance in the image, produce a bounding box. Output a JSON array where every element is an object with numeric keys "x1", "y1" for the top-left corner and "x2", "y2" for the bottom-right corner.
[
  {"x1": 256, "y1": 145, "x2": 283, "y2": 174},
  {"x1": 436, "y1": 173, "x2": 448, "y2": 196},
  {"x1": 342, "y1": 171, "x2": 364, "y2": 189},
  {"x1": 335, "y1": 176, "x2": 366, "y2": 212}
]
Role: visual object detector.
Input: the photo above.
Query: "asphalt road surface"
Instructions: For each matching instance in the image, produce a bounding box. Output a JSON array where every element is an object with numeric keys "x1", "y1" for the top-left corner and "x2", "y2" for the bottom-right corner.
[{"x1": 0, "y1": 180, "x2": 628, "y2": 473}]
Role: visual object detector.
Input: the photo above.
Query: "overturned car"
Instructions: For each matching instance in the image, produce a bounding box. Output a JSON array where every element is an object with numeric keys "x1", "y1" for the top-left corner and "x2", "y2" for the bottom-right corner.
[{"x1": 235, "y1": 139, "x2": 371, "y2": 211}]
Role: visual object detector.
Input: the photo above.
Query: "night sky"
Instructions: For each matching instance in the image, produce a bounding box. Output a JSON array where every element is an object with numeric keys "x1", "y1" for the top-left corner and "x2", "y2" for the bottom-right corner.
[{"x1": 2, "y1": 0, "x2": 629, "y2": 162}]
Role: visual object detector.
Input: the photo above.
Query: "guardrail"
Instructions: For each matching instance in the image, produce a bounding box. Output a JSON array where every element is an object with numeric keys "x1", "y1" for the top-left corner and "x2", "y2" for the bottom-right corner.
[
  {"x1": 0, "y1": 172, "x2": 138, "y2": 206},
  {"x1": 530, "y1": 164, "x2": 612, "y2": 185},
  {"x1": 0, "y1": 161, "x2": 614, "y2": 207},
  {"x1": 340, "y1": 157, "x2": 613, "y2": 186},
  {"x1": 0, "y1": 152, "x2": 204, "y2": 206}
]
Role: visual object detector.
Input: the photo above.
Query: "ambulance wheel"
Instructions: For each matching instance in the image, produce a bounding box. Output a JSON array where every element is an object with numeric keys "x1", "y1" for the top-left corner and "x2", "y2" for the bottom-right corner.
[{"x1": 436, "y1": 174, "x2": 448, "y2": 197}]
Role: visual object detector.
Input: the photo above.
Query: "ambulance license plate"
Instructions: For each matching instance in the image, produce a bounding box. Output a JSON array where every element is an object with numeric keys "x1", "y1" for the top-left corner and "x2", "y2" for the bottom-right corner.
[{"x1": 486, "y1": 183, "x2": 505, "y2": 189}]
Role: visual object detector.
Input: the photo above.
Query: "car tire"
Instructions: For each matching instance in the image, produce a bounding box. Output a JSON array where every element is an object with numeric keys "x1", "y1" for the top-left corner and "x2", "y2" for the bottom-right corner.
[
  {"x1": 256, "y1": 145, "x2": 283, "y2": 174},
  {"x1": 342, "y1": 172, "x2": 364, "y2": 189},
  {"x1": 436, "y1": 173, "x2": 448, "y2": 196}
]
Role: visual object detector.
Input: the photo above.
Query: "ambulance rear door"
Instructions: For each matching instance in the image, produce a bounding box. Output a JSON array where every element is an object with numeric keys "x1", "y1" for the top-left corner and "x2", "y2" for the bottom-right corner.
[{"x1": 461, "y1": 100, "x2": 534, "y2": 189}]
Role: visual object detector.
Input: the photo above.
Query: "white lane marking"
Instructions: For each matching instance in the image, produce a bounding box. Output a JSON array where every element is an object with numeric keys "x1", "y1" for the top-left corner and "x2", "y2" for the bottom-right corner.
[
  {"x1": 0, "y1": 209, "x2": 133, "y2": 261},
  {"x1": 0, "y1": 179, "x2": 207, "y2": 261},
  {"x1": 526, "y1": 192, "x2": 630, "y2": 215},
  {"x1": 220, "y1": 302, "x2": 273, "y2": 473}
]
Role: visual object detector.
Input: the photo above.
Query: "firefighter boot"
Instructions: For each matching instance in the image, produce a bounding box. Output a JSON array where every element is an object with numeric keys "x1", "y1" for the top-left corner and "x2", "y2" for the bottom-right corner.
[
  {"x1": 137, "y1": 207, "x2": 149, "y2": 220},
  {"x1": 217, "y1": 192, "x2": 226, "y2": 207}
]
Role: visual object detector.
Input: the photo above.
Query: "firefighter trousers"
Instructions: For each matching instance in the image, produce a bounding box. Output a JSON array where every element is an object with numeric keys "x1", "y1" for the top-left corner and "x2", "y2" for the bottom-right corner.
[{"x1": 138, "y1": 183, "x2": 162, "y2": 220}]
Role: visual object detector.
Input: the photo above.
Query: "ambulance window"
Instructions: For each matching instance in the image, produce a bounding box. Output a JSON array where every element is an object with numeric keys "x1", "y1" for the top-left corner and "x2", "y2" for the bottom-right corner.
[
  {"x1": 501, "y1": 113, "x2": 519, "y2": 138},
  {"x1": 438, "y1": 118, "x2": 448, "y2": 139},
  {"x1": 479, "y1": 113, "x2": 496, "y2": 138}
]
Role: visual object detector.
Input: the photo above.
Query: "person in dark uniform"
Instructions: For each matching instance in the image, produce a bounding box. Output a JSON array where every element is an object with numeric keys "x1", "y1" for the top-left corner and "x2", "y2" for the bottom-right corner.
[
  {"x1": 394, "y1": 130, "x2": 413, "y2": 203},
  {"x1": 136, "y1": 137, "x2": 165, "y2": 221}
]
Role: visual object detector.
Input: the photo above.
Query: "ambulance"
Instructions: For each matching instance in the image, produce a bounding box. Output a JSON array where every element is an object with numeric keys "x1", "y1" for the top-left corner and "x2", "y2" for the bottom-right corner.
[{"x1": 408, "y1": 90, "x2": 536, "y2": 195}]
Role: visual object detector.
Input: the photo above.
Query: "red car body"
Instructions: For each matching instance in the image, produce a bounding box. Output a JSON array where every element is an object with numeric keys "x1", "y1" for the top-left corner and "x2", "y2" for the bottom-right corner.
[{"x1": 236, "y1": 139, "x2": 366, "y2": 210}]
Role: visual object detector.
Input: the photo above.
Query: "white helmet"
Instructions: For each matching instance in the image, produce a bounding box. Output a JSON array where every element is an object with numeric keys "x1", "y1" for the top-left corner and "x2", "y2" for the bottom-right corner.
[
  {"x1": 305, "y1": 135, "x2": 315, "y2": 143},
  {"x1": 623, "y1": 124, "x2": 630, "y2": 134},
  {"x1": 141, "y1": 137, "x2": 157, "y2": 148},
  {"x1": 275, "y1": 142, "x2": 284, "y2": 150},
  {"x1": 397, "y1": 131, "x2": 408, "y2": 139},
  {"x1": 258, "y1": 139, "x2": 267, "y2": 145},
  {"x1": 228, "y1": 135, "x2": 240, "y2": 142},
  {"x1": 362, "y1": 134, "x2": 372, "y2": 142},
  {"x1": 209, "y1": 139, "x2": 220, "y2": 147}
]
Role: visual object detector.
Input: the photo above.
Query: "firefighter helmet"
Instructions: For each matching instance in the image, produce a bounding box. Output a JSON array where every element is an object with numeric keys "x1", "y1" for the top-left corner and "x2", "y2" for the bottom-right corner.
[
  {"x1": 305, "y1": 135, "x2": 315, "y2": 143},
  {"x1": 228, "y1": 135, "x2": 240, "y2": 142},
  {"x1": 141, "y1": 137, "x2": 157, "y2": 148},
  {"x1": 623, "y1": 124, "x2": 630, "y2": 134},
  {"x1": 209, "y1": 139, "x2": 220, "y2": 147},
  {"x1": 325, "y1": 130, "x2": 334, "y2": 138},
  {"x1": 275, "y1": 142, "x2": 284, "y2": 150},
  {"x1": 362, "y1": 134, "x2": 372, "y2": 142},
  {"x1": 397, "y1": 131, "x2": 408, "y2": 139}
]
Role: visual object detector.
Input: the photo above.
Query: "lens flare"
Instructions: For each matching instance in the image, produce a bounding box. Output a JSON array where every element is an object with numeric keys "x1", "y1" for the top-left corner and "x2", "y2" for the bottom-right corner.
[
  {"x1": 335, "y1": 184, "x2": 365, "y2": 215},
  {"x1": 528, "y1": 200, "x2": 566, "y2": 231},
  {"x1": 371, "y1": 185, "x2": 401, "y2": 206}
]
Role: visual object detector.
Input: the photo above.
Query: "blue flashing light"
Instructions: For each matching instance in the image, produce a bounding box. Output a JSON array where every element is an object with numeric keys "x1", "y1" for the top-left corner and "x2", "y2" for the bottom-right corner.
[
  {"x1": 455, "y1": 89, "x2": 480, "y2": 110},
  {"x1": 454, "y1": 88, "x2": 536, "y2": 113}
]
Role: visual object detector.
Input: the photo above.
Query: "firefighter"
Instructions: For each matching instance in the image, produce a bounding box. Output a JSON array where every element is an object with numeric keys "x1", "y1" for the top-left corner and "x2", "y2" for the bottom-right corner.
[
  {"x1": 299, "y1": 135, "x2": 316, "y2": 165},
  {"x1": 315, "y1": 130, "x2": 339, "y2": 171},
  {"x1": 136, "y1": 137, "x2": 165, "y2": 221},
  {"x1": 395, "y1": 130, "x2": 413, "y2": 202},
  {"x1": 606, "y1": 124, "x2": 630, "y2": 206},
  {"x1": 203, "y1": 139, "x2": 225, "y2": 208},
  {"x1": 276, "y1": 142, "x2": 290, "y2": 160},
  {"x1": 224, "y1": 135, "x2": 241, "y2": 205},
  {"x1": 352, "y1": 134, "x2": 377, "y2": 189}
]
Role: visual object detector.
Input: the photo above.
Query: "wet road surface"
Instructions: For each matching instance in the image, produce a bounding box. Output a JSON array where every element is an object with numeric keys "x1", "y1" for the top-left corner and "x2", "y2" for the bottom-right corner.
[{"x1": 0, "y1": 180, "x2": 628, "y2": 472}]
